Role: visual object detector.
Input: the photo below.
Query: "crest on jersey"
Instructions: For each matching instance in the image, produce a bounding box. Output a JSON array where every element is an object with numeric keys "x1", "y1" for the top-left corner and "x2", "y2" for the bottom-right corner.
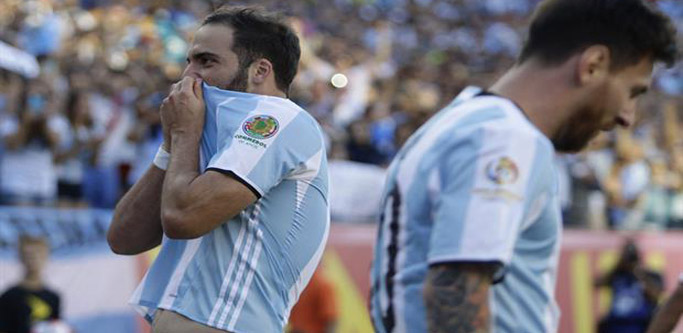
[
  {"x1": 242, "y1": 115, "x2": 279, "y2": 139},
  {"x1": 486, "y1": 156, "x2": 519, "y2": 185}
]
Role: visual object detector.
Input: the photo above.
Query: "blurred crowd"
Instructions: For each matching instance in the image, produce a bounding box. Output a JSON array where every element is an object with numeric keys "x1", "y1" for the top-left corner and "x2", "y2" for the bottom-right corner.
[{"x1": 0, "y1": 0, "x2": 681, "y2": 230}]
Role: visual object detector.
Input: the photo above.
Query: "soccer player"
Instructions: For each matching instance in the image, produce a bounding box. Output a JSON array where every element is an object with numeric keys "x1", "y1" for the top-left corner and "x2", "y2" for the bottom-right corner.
[
  {"x1": 370, "y1": 0, "x2": 678, "y2": 332},
  {"x1": 107, "y1": 7, "x2": 329, "y2": 333}
]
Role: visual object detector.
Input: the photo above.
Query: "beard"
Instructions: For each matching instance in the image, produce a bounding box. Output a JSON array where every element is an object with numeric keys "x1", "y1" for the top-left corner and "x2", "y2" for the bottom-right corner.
[
  {"x1": 551, "y1": 106, "x2": 603, "y2": 153},
  {"x1": 222, "y1": 63, "x2": 249, "y2": 92}
]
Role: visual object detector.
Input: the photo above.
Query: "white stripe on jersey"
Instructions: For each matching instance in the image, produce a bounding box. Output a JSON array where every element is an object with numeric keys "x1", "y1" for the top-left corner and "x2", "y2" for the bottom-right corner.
[
  {"x1": 216, "y1": 204, "x2": 262, "y2": 327},
  {"x1": 207, "y1": 215, "x2": 250, "y2": 326},
  {"x1": 289, "y1": 148, "x2": 325, "y2": 211},
  {"x1": 227, "y1": 227, "x2": 264, "y2": 329},
  {"x1": 378, "y1": 189, "x2": 394, "y2": 316},
  {"x1": 394, "y1": 195, "x2": 409, "y2": 333},
  {"x1": 522, "y1": 192, "x2": 548, "y2": 231},
  {"x1": 543, "y1": 228, "x2": 562, "y2": 332},
  {"x1": 129, "y1": 280, "x2": 153, "y2": 321},
  {"x1": 427, "y1": 169, "x2": 441, "y2": 206},
  {"x1": 457, "y1": 121, "x2": 536, "y2": 265},
  {"x1": 296, "y1": 181, "x2": 309, "y2": 211},
  {"x1": 159, "y1": 237, "x2": 203, "y2": 309},
  {"x1": 129, "y1": 268, "x2": 148, "y2": 309}
]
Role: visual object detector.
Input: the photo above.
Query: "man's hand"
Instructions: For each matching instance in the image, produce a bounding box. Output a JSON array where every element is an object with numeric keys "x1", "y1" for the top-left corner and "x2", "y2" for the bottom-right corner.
[
  {"x1": 160, "y1": 77, "x2": 205, "y2": 150},
  {"x1": 158, "y1": 75, "x2": 257, "y2": 239}
]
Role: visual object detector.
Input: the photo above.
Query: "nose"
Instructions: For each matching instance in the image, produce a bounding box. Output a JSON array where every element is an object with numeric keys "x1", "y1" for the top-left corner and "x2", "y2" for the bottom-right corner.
[
  {"x1": 182, "y1": 64, "x2": 201, "y2": 80},
  {"x1": 616, "y1": 102, "x2": 636, "y2": 128}
]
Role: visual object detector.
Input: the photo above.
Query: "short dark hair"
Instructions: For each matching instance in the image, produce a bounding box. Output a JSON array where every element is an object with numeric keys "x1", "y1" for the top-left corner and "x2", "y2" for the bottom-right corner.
[
  {"x1": 202, "y1": 6, "x2": 301, "y2": 92},
  {"x1": 519, "y1": 0, "x2": 679, "y2": 70}
]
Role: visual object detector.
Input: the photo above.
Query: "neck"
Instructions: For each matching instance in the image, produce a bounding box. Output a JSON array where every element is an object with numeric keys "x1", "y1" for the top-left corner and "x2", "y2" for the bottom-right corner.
[
  {"x1": 21, "y1": 272, "x2": 43, "y2": 290},
  {"x1": 268, "y1": 90, "x2": 287, "y2": 98},
  {"x1": 488, "y1": 61, "x2": 575, "y2": 140},
  {"x1": 248, "y1": 85, "x2": 287, "y2": 99}
]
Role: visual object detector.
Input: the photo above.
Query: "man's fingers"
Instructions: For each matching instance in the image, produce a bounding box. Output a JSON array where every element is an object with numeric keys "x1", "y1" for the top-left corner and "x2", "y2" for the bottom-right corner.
[
  {"x1": 160, "y1": 96, "x2": 170, "y2": 109},
  {"x1": 178, "y1": 76, "x2": 195, "y2": 98},
  {"x1": 193, "y1": 78, "x2": 203, "y2": 100},
  {"x1": 169, "y1": 82, "x2": 179, "y2": 95},
  {"x1": 179, "y1": 76, "x2": 194, "y2": 94}
]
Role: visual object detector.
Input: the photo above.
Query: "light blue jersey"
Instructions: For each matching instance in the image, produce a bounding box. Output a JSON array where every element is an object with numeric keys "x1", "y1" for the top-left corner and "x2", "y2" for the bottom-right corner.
[
  {"x1": 371, "y1": 87, "x2": 562, "y2": 333},
  {"x1": 130, "y1": 84, "x2": 330, "y2": 333}
]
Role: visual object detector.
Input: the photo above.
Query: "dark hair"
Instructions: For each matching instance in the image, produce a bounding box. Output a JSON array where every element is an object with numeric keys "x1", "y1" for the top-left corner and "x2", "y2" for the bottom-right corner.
[
  {"x1": 519, "y1": 0, "x2": 679, "y2": 70},
  {"x1": 202, "y1": 6, "x2": 301, "y2": 92}
]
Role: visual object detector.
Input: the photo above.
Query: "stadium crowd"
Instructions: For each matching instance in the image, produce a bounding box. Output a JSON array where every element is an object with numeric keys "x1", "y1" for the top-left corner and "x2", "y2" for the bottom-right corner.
[{"x1": 0, "y1": 0, "x2": 681, "y2": 230}]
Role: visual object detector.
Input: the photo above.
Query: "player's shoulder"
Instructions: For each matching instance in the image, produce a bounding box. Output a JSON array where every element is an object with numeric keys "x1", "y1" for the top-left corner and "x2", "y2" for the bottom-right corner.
[
  {"x1": 41, "y1": 287, "x2": 61, "y2": 299},
  {"x1": 453, "y1": 94, "x2": 553, "y2": 153},
  {"x1": 266, "y1": 100, "x2": 323, "y2": 138},
  {"x1": 242, "y1": 98, "x2": 325, "y2": 152},
  {"x1": 236, "y1": 93, "x2": 319, "y2": 130},
  {"x1": 0, "y1": 285, "x2": 25, "y2": 300}
]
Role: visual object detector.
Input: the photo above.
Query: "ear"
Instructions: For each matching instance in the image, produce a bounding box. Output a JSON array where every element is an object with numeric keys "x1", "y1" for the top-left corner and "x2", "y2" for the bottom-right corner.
[
  {"x1": 576, "y1": 45, "x2": 611, "y2": 86},
  {"x1": 249, "y1": 58, "x2": 274, "y2": 85}
]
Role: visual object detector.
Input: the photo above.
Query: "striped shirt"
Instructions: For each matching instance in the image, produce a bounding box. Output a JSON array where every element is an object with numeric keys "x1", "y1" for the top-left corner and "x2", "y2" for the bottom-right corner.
[
  {"x1": 130, "y1": 84, "x2": 330, "y2": 333},
  {"x1": 370, "y1": 87, "x2": 562, "y2": 333}
]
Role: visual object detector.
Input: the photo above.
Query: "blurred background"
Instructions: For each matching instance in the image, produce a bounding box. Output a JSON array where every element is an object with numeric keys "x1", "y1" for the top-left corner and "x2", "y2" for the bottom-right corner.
[{"x1": 0, "y1": 0, "x2": 681, "y2": 332}]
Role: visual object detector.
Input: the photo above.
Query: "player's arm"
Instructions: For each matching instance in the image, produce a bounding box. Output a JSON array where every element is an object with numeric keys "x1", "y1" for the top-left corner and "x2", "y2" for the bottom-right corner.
[
  {"x1": 160, "y1": 135, "x2": 257, "y2": 239},
  {"x1": 424, "y1": 262, "x2": 496, "y2": 333},
  {"x1": 647, "y1": 283, "x2": 683, "y2": 333},
  {"x1": 107, "y1": 84, "x2": 180, "y2": 254},
  {"x1": 107, "y1": 160, "x2": 166, "y2": 254}
]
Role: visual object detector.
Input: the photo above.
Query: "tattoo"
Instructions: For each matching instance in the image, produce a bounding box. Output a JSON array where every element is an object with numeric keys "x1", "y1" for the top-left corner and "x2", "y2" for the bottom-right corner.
[{"x1": 424, "y1": 263, "x2": 495, "y2": 333}]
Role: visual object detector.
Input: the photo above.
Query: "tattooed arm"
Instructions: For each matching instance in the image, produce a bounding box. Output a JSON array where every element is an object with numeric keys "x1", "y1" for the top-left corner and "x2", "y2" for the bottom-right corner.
[{"x1": 423, "y1": 262, "x2": 497, "y2": 333}]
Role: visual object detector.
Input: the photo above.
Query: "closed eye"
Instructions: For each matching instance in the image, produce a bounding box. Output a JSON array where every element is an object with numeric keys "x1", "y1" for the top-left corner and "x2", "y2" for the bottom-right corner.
[
  {"x1": 198, "y1": 57, "x2": 214, "y2": 66},
  {"x1": 187, "y1": 52, "x2": 219, "y2": 66},
  {"x1": 630, "y1": 86, "x2": 648, "y2": 99}
]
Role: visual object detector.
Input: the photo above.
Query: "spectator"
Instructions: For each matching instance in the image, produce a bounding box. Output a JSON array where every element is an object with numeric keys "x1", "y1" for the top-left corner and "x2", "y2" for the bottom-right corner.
[
  {"x1": 604, "y1": 131, "x2": 651, "y2": 229},
  {"x1": 0, "y1": 77, "x2": 59, "y2": 206},
  {"x1": 596, "y1": 239, "x2": 664, "y2": 333},
  {"x1": 642, "y1": 157, "x2": 673, "y2": 229},
  {"x1": 81, "y1": 69, "x2": 135, "y2": 208},
  {"x1": 51, "y1": 88, "x2": 102, "y2": 207},
  {"x1": 0, "y1": 236, "x2": 61, "y2": 333},
  {"x1": 125, "y1": 87, "x2": 164, "y2": 187}
]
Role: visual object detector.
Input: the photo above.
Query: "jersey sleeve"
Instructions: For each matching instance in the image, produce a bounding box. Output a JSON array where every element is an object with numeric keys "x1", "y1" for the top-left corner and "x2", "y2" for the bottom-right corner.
[
  {"x1": 206, "y1": 111, "x2": 324, "y2": 198},
  {"x1": 427, "y1": 124, "x2": 549, "y2": 273}
]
